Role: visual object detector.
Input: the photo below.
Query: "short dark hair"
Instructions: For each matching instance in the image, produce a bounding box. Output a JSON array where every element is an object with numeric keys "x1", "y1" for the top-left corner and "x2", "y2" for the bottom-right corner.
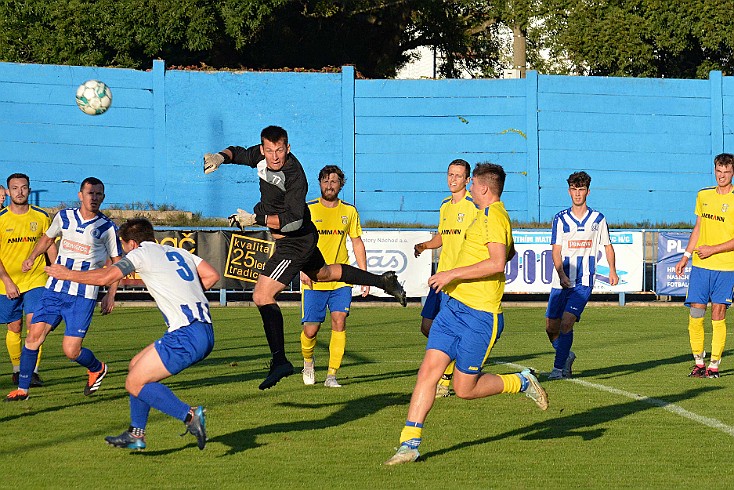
[
  {"x1": 714, "y1": 153, "x2": 734, "y2": 168},
  {"x1": 6, "y1": 173, "x2": 29, "y2": 187},
  {"x1": 448, "y1": 159, "x2": 471, "y2": 179},
  {"x1": 80, "y1": 177, "x2": 104, "y2": 192},
  {"x1": 261, "y1": 126, "x2": 288, "y2": 146},
  {"x1": 119, "y1": 218, "x2": 156, "y2": 243},
  {"x1": 318, "y1": 165, "x2": 346, "y2": 187},
  {"x1": 473, "y1": 162, "x2": 506, "y2": 196},
  {"x1": 567, "y1": 171, "x2": 591, "y2": 188}
]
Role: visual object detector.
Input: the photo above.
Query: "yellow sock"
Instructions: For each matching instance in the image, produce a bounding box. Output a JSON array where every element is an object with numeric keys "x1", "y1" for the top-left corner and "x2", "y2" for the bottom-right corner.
[
  {"x1": 300, "y1": 331, "x2": 316, "y2": 362},
  {"x1": 328, "y1": 330, "x2": 346, "y2": 375},
  {"x1": 711, "y1": 319, "x2": 727, "y2": 361},
  {"x1": 35, "y1": 344, "x2": 43, "y2": 371},
  {"x1": 499, "y1": 374, "x2": 522, "y2": 394},
  {"x1": 438, "y1": 360, "x2": 455, "y2": 387},
  {"x1": 6, "y1": 330, "x2": 21, "y2": 368},
  {"x1": 688, "y1": 315, "x2": 705, "y2": 357},
  {"x1": 399, "y1": 424, "x2": 423, "y2": 445}
]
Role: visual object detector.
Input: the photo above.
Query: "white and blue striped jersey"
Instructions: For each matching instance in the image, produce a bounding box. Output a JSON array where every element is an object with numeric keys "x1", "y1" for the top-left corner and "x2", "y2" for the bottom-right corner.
[
  {"x1": 550, "y1": 207, "x2": 611, "y2": 288},
  {"x1": 46, "y1": 209, "x2": 122, "y2": 299},
  {"x1": 116, "y1": 242, "x2": 211, "y2": 332}
]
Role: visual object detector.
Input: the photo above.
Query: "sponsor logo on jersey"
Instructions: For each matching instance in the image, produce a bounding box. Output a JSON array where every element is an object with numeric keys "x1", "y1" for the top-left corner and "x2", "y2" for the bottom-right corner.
[
  {"x1": 568, "y1": 239, "x2": 592, "y2": 249},
  {"x1": 61, "y1": 238, "x2": 91, "y2": 255},
  {"x1": 702, "y1": 212, "x2": 725, "y2": 223},
  {"x1": 440, "y1": 229, "x2": 463, "y2": 235},
  {"x1": 7, "y1": 236, "x2": 38, "y2": 244},
  {"x1": 318, "y1": 229, "x2": 346, "y2": 236}
]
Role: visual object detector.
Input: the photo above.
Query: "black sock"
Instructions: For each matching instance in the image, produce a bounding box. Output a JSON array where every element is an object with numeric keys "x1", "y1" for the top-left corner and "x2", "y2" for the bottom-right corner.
[
  {"x1": 339, "y1": 264, "x2": 382, "y2": 288},
  {"x1": 258, "y1": 303, "x2": 288, "y2": 364}
]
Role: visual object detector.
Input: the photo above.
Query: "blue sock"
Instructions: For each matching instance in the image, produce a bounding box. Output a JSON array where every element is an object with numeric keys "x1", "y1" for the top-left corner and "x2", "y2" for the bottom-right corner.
[
  {"x1": 137, "y1": 383, "x2": 190, "y2": 422},
  {"x1": 130, "y1": 394, "x2": 152, "y2": 429},
  {"x1": 554, "y1": 330, "x2": 574, "y2": 370},
  {"x1": 74, "y1": 347, "x2": 102, "y2": 372},
  {"x1": 551, "y1": 337, "x2": 560, "y2": 350},
  {"x1": 18, "y1": 346, "x2": 39, "y2": 391}
]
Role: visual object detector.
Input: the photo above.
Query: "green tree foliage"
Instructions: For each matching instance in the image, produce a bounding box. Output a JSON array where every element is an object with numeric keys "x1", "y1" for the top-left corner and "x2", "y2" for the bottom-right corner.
[
  {"x1": 537, "y1": 0, "x2": 734, "y2": 78},
  {"x1": 0, "y1": 0, "x2": 504, "y2": 78}
]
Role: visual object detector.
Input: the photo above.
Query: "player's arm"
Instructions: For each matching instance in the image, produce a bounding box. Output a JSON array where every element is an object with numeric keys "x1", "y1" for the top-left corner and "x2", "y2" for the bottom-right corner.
[
  {"x1": 675, "y1": 217, "x2": 700, "y2": 276},
  {"x1": 254, "y1": 162, "x2": 307, "y2": 233},
  {"x1": 197, "y1": 259, "x2": 220, "y2": 290},
  {"x1": 99, "y1": 256, "x2": 122, "y2": 315},
  {"x1": 204, "y1": 145, "x2": 261, "y2": 173},
  {"x1": 552, "y1": 243, "x2": 572, "y2": 288},
  {"x1": 45, "y1": 240, "x2": 58, "y2": 265},
  {"x1": 693, "y1": 227, "x2": 734, "y2": 259},
  {"x1": 45, "y1": 261, "x2": 124, "y2": 286},
  {"x1": 604, "y1": 244, "x2": 619, "y2": 286},
  {"x1": 22, "y1": 234, "x2": 54, "y2": 272},
  {"x1": 414, "y1": 233, "x2": 442, "y2": 258},
  {"x1": 0, "y1": 257, "x2": 20, "y2": 299},
  {"x1": 428, "y1": 241, "x2": 506, "y2": 292},
  {"x1": 351, "y1": 235, "x2": 370, "y2": 296}
]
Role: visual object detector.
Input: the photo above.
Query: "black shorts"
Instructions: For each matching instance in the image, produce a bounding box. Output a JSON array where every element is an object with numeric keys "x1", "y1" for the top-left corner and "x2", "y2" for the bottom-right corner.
[{"x1": 262, "y1": 222, "x2": 326, "y2": 286}]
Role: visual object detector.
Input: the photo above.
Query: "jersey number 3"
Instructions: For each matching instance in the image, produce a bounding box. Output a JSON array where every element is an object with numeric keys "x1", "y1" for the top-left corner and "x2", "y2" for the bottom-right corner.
[{"x1": 166, "y1": 251, "x2": 195, "y2": 282}]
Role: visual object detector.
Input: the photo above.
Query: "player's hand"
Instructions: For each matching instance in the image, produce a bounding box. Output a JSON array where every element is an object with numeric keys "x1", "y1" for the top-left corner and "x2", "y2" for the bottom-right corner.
[
  {"x1": 694, "y1": 245, "x2": 714, "y2": 260},
  {"x1": 203, "y1": 152, "x2": 225, "y2": 174},
  {"x1": 2, "y1": 279, "x2": 19, "y2": 299},
  {"x1": 608, "y1": 270, "x2": 619, "y2": 286},
  {"x1": 100, "y1": 293, "x2": 115, "y2": 315},
  {"x1": 44, "y1": 264, "x2": 70, "y2": 280},
  {"x1": 414, "y1": 243, "x2": 425, "y2": 258},
  {"x1": 428, "y1": 270, "x2": 455, "y2": 292},
  {"x1": 674, "y1": 256, "x2": 689, "y2": 277},
  {"x1": 228, "y1": 209, "x2": 257, "y2": 231},
  {"x1": 300, "y1": 271, "x2": 313, "y2": 287},
  {"x1": 559, "y1": 275, "x2": 572, "y2": 288},
  {"x1": 360, "y1": 285, "x2": 370, "y2": 297},
  {"x1": 22, "y1": 258, "x2": 36, "y2": 273}
]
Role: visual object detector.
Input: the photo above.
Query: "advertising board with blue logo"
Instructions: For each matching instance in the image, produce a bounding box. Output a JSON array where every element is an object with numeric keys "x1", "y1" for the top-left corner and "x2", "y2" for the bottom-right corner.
[{"x1": 656, "y1": 231, "x2": 691, "y2": 296}]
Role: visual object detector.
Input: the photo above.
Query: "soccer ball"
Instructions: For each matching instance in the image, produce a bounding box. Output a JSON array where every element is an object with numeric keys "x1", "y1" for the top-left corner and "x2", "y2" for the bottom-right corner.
[{"x1": 75, "y1": 80, "x2": 112, "y2": 115}]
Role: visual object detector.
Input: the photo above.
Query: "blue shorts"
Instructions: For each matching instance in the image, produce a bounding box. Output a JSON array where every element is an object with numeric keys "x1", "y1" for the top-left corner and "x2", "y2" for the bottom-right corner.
[
  {"x1": 0, "y1": 287, "x2": 45, "y2": 324},
  {"x1": 420, "y1": 288, "x2": 447, "y2": 321},
  {"x1": 301, "y1": 286, "x2": 352, "y2": 323},
  {"x1": 155, "y1": 321, "x2": 214, "y2": 375},
  {"x1": 685, "y1": 266, "x2": 734, "y2": 307},
  {"x1": 545, "y1": 285, "x2": 593, "y2": 321},
  {"x1": 426, "y1": 296, "x2": 503, "y2": 375},
  {"x1": 31, "y1": 290, "x2": 96, "y2": 338}
]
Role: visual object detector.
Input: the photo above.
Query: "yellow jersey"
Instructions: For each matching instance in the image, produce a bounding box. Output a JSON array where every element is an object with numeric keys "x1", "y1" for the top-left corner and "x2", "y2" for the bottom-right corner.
[
  {"x1": 0, "y1": 206, "x2": 51, "y2": 294},
  {"x1": 693, "y1": 187, "x2": 734, "y2": 271},
  {"x1": 445, "y1": 201, "x2": 513, "y2": 313},
  {"x1": 307, "y1": 198, "x2": 363, "y2": 291},
  {"x1": 436, "y1": 192, "x2": 478, "y2": 273}
]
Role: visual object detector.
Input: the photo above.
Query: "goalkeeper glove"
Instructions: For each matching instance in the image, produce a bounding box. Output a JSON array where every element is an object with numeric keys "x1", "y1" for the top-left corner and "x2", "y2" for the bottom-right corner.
[
  {"x1": 228, "y1": 209, "x2": 257, "y2": 230},
  {"x1": 203, "y1": 152, "x2": 225, "y2": 174}
]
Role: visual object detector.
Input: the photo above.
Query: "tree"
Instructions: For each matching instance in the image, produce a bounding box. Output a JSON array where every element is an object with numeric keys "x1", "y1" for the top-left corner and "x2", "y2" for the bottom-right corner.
[{"x1": 0, "y1": 0, "x2": 505, "y2": 78}]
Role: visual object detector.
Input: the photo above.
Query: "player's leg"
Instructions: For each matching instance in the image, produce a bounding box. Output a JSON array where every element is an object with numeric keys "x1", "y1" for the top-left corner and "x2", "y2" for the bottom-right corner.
[
  {"x1": 109, "y1": 322, "x2": 213, "y2": 450},
  {"x1": 22, "y1": 288, "x2": 47, "y2": 387},
  {"x1": 386, "y1": 302, "x2": 458, "y2": 465},
  {"x1": 5, "y1": 319, "x2": 52, "y2": 400},
  {"x1": 685, "y1": 267, "x2": 710, "y2": 377},
  {"x1": 0, "y1": 295, "x2": 23, "y2": 384},
  {"x1": 545, "y1": 288, "x2": 566, "y2": 379},
  {"x1": 60, "y1": 295, "x2": 108, "y2": 395},
  {"x1": 311, "y1": 263, "x2": 406, "y2": 306},
  {"x1": 420, "y1": 289, "x2": 454, "y2": 397},
  {"x1": 301, "y1": 288, "x2": 326, "y2": 385},
  {"x1": 324, "y1": 287, "x2": 351, "y2": 388},
  {"x1": 705, "y1": 271, "x2": 734, "y2": 377}
]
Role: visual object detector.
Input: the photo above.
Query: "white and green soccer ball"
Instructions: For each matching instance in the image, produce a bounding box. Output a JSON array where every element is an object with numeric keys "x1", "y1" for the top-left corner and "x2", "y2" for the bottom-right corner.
[{"x1": 75, "y1": 80, "x2": 112, "y2": 115}]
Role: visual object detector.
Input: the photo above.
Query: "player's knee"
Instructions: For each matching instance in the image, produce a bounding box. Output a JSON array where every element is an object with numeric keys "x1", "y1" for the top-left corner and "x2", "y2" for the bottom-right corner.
[
  {"x1": 690, "y1": 306, "x2": 706, "y2": 318},
  {"x1": 124, "y1": 378, "x2": 143, "y2": 397},
  {"x1": 252, "y1": 290, "x2": 274, "y2": 307},
  {"x1": 62, "y1": 345, "x2": 80, "y2": 360}
]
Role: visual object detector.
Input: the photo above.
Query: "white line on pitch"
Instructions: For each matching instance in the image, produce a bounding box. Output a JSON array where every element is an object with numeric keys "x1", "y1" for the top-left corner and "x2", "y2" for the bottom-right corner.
[{"x1": 498, "y1": 361, "x2": 734, "y2": 437}]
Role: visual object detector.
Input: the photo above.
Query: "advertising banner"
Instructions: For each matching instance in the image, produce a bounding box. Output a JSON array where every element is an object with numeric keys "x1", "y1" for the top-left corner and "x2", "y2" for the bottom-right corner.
[
  {"x1": 656, "y1": 231, "x2": 691, "y2": 296},
  {"x1": 505, "y1": 231, "x2": 644, "y2": 293}
]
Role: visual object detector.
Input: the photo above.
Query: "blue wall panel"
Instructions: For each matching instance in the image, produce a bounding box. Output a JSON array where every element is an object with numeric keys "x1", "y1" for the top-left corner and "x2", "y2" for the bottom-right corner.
[{"x1": 0, "y1": 61, "x2": 732, "y2": 227}]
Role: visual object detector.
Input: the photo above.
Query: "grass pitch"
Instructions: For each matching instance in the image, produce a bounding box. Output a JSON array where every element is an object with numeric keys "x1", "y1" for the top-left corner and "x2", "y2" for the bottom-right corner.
[{"x1": 1, "y1": 304, "x2": 733, "y2": 488}]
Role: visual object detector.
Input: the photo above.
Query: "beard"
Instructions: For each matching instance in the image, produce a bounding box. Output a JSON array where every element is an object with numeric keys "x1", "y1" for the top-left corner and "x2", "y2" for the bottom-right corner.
[{"x1": 321, "y1": 190, "x2": 339, "y2": 202}]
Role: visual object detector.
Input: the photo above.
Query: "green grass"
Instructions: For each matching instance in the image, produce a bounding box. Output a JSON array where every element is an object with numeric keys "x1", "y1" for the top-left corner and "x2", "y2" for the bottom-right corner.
[{"x1": 2, "y1": 305, "x2": 734, "y2": 488}]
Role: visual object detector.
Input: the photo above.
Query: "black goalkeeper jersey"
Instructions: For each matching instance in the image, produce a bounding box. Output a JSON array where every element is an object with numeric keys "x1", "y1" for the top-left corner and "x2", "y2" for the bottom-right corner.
[{"x1": 225, "y1": 145, "x2": 313, "y2": 237}]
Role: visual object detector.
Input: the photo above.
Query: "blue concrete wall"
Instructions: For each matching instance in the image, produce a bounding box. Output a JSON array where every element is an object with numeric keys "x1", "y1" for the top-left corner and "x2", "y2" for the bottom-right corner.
[{"x1": 1, "y1": 60, "x2": 731, "y2": 226}]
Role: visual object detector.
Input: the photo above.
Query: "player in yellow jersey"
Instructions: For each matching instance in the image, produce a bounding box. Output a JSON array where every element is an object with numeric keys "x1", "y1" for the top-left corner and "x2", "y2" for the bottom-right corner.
[
  {"x1": 414, "y1": 159, "x2": 477, "y2": 397},
  {"x1": 675, "y1": 153, "x2": 734, "y2": 378},
  {"x1": 300, "y1": 166, "x2": 368, "y2": 388},
  {"x1": 0, "y1": 173, "x2": 56, "y2": 387},
  {"x1": 385, "y1": 163, "x2": 548, "y2": 465}
]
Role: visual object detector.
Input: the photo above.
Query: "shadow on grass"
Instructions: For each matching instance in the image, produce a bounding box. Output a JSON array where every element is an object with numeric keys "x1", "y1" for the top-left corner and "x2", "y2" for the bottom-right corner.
[
  {"x1": 569, "y1": 349, "x2": 733, "y2": 379},
  {"x1": 138, "y1": 392, "x2": 411, "y2": 457},
  {"x1": 420, "y1": 386, "x2": 723, "y2": 462}
]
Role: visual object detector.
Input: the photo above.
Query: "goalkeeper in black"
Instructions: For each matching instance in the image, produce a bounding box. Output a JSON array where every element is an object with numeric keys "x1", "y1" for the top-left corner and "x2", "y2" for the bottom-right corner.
[{"x1": 204, "y1": 125, "x2": 406, "y2": 390}]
